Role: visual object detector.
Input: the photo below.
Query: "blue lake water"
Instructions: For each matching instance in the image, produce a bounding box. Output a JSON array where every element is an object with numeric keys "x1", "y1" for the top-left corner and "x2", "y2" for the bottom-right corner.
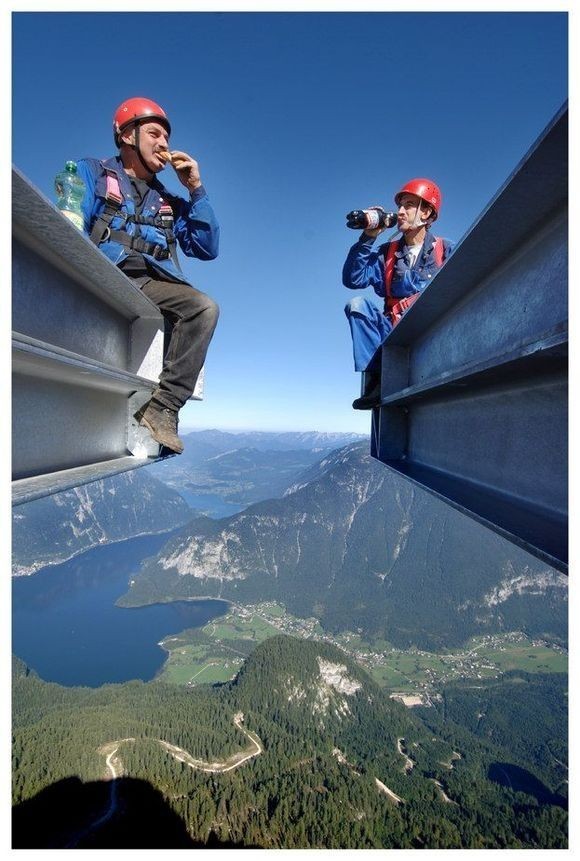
[
  {"x1": 12, "y1": 532, "x2": 229, "y2": 688},
  {"x1": 174, "y1": 491, "x2": 246, "y2": 519}
]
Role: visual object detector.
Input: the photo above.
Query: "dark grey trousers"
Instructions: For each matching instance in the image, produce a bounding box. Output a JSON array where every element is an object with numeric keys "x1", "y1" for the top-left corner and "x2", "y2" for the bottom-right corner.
[{"x1": 140, "y1": 278, "x2": 219, "y2": 412}]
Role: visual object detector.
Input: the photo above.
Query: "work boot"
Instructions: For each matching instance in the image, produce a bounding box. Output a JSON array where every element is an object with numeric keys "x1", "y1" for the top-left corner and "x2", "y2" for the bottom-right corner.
[
  {"x1": 134, "y1": 400, "x2": 184, "y2": 454},
  {"x1": 352, "y1": 373, "x2": 381, "y2": 410}
]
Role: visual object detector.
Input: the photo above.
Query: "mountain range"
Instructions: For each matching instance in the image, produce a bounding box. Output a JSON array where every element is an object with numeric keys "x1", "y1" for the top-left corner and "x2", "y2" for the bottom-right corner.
[
  {"x1": 169, "y1": 428, "x2": 368, "y2": 455},
  {"x1": 122, "y1": 443, "x2": 567, "y2": 650},
  {"x1": 148, "y1": 429, "x2": 368, "y2": 508},
  {"x1": 12, "y1": 430, "x2": 367, "y2": 574}
]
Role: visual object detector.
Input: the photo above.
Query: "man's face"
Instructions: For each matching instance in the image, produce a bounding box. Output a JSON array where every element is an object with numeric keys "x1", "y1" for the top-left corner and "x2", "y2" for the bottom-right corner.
[
  {"x1": 121, "y1": 121, "x2": 170, "y2": 172},
  {"x1": 397, "y1": 193, "x2": 432, "y2": 232}
]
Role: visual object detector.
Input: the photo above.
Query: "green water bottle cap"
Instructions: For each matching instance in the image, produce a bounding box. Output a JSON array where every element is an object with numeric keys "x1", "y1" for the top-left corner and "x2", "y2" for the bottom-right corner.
[{"x1": 65, "y1": 160, "x2": 78, "y2": 173}]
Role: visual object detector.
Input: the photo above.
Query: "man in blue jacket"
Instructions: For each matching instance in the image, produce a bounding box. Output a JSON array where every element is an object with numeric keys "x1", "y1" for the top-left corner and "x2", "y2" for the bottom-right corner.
[
  {"x1": 343, "y1": 178, "x2": 453, "y2": 409},
  {"x1": 77, "y1": 97, "x2": 220, "y2": 454}
]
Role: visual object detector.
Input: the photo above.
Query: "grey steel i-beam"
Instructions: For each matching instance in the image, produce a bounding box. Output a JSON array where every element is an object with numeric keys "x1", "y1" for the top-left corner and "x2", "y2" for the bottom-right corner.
[
  {"x1": 369, "y1": 103, "x2": 568, "y2": 573},
  {"x1": 12, "y1": 166, "x2": 202, "y2": 506}
]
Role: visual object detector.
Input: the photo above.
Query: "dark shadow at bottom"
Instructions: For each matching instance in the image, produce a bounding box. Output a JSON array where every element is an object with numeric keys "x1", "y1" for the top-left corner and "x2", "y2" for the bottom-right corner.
[{"x1": 13, "y1": 775, "x2": 261, "y2": 849}]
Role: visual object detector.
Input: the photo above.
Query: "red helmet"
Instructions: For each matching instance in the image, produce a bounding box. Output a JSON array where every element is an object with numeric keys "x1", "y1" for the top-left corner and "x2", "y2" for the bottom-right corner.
[
  {"x1": 113, "y1": 97, "x2": 171, "y2": 146},
  {"x1": 394, "y1": 178, "x2": 442, "y2": 220}
]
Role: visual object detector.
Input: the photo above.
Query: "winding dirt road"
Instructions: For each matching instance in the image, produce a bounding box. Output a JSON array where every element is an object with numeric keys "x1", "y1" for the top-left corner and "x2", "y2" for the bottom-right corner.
[
  {"x1": 396, "y1": 737, "x2": 414, "y2": 773},
  {"x1": 68, "y1": 715, "x2": 263, "y2": 846},
  {"x1": 65, "y1": 737, "x2": 136, "y2": 847},
  {"x1": 158, "y1": 712, "x2": 263, "y2": 774},
  {"x1": 97, "y1": 713, "x2": 262, "y2": 782}
]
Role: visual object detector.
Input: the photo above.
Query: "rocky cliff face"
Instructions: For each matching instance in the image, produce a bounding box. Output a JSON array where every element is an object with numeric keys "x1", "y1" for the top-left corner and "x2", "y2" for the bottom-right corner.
[
  {"x1": 12, "y1": 470, "x2": 193, "y2": 576},
  {"x1": 123, "y1": 444, "x2": 567, "y2": 649}
]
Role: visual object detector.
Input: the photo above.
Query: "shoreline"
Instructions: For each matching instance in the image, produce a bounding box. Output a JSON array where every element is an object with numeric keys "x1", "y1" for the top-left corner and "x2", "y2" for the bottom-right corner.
[
  {"x1": 12, "y1": 525, "x2": 185, "y2": 578},
  {"x1": 116, "y1": 594, "x2": 233, "y2": 610}
]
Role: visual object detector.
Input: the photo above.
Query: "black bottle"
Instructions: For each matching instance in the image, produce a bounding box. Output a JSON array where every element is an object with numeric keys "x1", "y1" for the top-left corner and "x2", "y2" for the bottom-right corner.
[{"x1": 346, "y1": 208, "x2": 397, "y2": 230}]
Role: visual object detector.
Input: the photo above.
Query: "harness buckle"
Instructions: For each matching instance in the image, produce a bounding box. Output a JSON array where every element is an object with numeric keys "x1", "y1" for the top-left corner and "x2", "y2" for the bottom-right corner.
[{"x1": 151, "y1": 244, "x2": 169, "y2": 260}]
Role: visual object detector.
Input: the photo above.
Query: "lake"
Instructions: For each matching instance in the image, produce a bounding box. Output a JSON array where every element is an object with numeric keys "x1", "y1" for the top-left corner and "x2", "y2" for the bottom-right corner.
[
  {"x1": 174, "y1": 490, "x2": 245, "y2": 519},
  {"x1": 12, "y1": 532, "x2": 229, "y2": 688}
]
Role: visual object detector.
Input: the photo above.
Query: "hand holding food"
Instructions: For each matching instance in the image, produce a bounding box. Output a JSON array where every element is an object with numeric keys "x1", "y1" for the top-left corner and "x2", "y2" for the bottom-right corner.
[{"x1": 157, "y1": 149, "x2": 202, "y2": 192}]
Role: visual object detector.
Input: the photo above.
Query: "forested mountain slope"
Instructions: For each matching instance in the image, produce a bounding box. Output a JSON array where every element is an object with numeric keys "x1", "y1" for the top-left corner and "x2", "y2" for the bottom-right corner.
[
  {"x1": 123, "y1": 444, "x2": 567, "y2": 649},
  {"x1": 12, "y1": 470, "x2": 193, "y2": 576},
  {"x1": 13, "y1": 639, "x2": 567, "y2": 849}
]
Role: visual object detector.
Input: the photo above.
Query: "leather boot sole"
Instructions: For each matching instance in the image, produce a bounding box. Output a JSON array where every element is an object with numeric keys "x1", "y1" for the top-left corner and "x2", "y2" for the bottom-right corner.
[
  {"x1": 352, "y1": 382, "x2": 381, "y2": 410},
  {"x1": 352, "y1": 396, "x2": 380, "y2": 410}
]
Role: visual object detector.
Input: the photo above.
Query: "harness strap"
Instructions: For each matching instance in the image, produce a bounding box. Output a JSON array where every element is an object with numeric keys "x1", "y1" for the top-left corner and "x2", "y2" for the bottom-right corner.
[
  {"x1": 105, "y1": 171, "x2": 122, "y2": 204},
  {"x1": 89, "y1": 168, "x2": 125, "y2": 245},
  {"x1": 89, "y1": 166, "x2": 180, "y2": 268},
  {"x1": 384, "y1": 240, "x2": 399, "y2": 301},
  {"x1": 157, "y1": 201, "x2": 180, "y2": 267},
  {"x1": 131, "y1": 206, "x2": 176, "y2": 244},
  {"x1": 433, "y1": 236, "x2": 444, "y2": 267},
  {"x1": 388, "y1": 293, "x2": 420, "y2": 325},
  {"x1": 132, "y1": 213, "x2": 167, "y2": 227},
  {"x1": 384, "y1": 237, "x2": 445, "y2": 324},
  {"x1": 107, "y1": 229, "x2": 171, "y2": 260}
]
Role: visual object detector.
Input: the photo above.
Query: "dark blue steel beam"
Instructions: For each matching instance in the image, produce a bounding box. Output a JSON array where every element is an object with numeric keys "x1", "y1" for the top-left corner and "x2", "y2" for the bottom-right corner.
[{"x1": 371, "y1": 104, "x2": 568, "y2": 573}]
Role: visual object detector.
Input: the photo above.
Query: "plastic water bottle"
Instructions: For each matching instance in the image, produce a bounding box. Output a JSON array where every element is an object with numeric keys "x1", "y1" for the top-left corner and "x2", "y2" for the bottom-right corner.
[{"x1": 54, "y1": 161, "x2": 85, "y2": 231}]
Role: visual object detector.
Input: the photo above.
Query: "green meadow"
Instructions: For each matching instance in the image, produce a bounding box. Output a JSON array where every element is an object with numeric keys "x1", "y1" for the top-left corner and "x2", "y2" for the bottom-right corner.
[{"x1": 157, "y1": 607, "x2": 567, "y2": 691}]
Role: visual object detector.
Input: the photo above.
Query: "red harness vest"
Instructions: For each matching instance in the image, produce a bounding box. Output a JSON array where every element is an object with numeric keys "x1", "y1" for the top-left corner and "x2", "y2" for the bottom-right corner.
[{"x1": 383, "y1": 237, "x2": 444, "y2": 326}]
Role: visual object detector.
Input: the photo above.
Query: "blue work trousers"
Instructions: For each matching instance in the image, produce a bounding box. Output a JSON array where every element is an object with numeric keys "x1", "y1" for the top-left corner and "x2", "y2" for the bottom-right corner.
[{"x1": 344, "y1": 296, "x2": 392, "y2": 372}]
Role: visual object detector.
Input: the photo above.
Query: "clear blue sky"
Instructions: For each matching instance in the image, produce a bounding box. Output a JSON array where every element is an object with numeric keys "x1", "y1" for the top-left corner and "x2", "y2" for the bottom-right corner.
[{"x1": 11, "y1": 11, "x2": 568, "y2": 434}]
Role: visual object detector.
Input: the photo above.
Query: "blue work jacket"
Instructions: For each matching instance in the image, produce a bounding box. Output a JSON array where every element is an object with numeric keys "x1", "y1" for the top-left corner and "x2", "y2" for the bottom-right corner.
[
  {"x1": 76, "y1": 155, "x2": 219, "y2": 284},
  {"x1": 342, "y1": 230, "x2": 454, "y2": 301}
]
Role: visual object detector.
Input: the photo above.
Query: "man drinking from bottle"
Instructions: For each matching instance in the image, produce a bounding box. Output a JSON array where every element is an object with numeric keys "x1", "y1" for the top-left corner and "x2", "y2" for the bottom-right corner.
[{"x1": 343, "y1": 178, "x2": 453, "y2": 409}]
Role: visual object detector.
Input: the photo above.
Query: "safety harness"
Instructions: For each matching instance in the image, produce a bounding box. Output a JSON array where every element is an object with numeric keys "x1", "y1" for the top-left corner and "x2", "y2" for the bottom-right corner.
[
  {"x1": 89, "y1": 167, "x2": 178, "y2": 263},
  {"x1": 383, "y1": 237, "x2": 444, "y2": 326}
]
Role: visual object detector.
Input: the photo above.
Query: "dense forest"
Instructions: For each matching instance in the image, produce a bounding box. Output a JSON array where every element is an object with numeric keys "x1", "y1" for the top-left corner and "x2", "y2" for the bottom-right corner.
[
  {"x1": 416, "y1": 671, "x2": 569, "y2": 800},
  {"x1": 12, "y1": 638, "x2": 568, "y2": 849}
]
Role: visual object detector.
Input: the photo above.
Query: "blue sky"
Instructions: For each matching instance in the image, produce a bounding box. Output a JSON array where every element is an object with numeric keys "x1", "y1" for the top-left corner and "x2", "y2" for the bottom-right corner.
[{"x1": 11, "y1": 10, "x2": 568, "y2": 434}]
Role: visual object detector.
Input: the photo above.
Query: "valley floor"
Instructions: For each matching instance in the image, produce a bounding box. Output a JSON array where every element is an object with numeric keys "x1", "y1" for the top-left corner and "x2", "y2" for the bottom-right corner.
[{"x1": 157, "y1": 601, "x2": 568, "y2": 699}]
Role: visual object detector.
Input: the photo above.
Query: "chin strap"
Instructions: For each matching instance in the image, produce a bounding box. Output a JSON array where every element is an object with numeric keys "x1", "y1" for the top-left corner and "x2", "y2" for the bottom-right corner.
[
  {"x1": 130, "y1": 123, "x2": 155, "y2": 176},
  {"x1": 411, "y1": 201, "x2": 435, "y2": 229},
  {"x1": 411, "y1": 207, "x2": 427, "y2": 228}
]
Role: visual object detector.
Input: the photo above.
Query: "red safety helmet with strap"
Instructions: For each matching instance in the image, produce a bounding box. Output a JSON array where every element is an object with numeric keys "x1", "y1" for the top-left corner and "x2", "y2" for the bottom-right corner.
[
  {"x1": 113, "y1": 97, "x2": 171, "y2": 146},
  {"x1": 394, "y1": 178, "x2": 441, "y2": 221}
]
